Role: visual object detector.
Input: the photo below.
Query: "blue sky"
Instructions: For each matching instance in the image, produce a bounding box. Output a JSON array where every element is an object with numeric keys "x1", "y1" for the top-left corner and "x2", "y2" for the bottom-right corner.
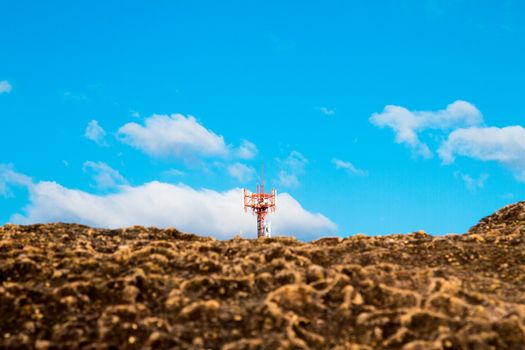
[{"x1": 1, "y1": 1, "x2": 525, "y2": 240}]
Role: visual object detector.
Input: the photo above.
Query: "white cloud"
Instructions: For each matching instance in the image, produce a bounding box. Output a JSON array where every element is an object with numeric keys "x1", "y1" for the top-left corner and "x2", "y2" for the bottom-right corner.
[
  {"x1": 161, "y1": 169, "x2": 186, "y2": 178},
  {"x1": 236, "y1": 139, "x2": 258, "y2": 160},
  {"x1": 82, "y1": 161, "x2": 127, "y2": 190},
  {"x1": 0, "y1": 164, "x2": 32, "y2": 198},
  {"x1": 370, "y1": 100, "x2": 483, "y2": 158},
  {"x1": 332, "y1": 158, "x2": 368, "y2": 176},
  {"x1": 276, "y1": 171, "x2": 300, "y2": 188},
  {"x1": 0, "y1": 80, "x2": 12, "y2": 94},
  {"x1": 276, "y1": 151, "x2": 308, "y2": 188},
  {"x1": 228, "y1": 163, "x2": 256, "y2": 183},
  {"x1": 117, "y1": 114, "x2": 228, "y2": 160},
  {"x1": 439, "y1": 126, "x2": 525, "y2": 181},
  {"x1": 320, "y1": 107, "x2": 335, "y2": 116},
  {"x1": 84, "y1": 120, "x2": 107, "y2": 146},
  {"x1": 454, "y1": 172, "x2": 488, "y2": 191},
  {"x1": 282, "y1": 151, "x2": 308, "y2": 172},
  {"x1": 370, "y1": 101, "x2": 525, "y2": 183},
  {"x1": 3, "y1": 170, "x2": 336, "y2": 240}
]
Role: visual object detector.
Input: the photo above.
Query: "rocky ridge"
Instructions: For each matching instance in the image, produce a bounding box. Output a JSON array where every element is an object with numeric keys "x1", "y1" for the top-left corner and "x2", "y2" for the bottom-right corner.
[{"x1": 0, "y1": 202, "x2": 524, "y2": 349}]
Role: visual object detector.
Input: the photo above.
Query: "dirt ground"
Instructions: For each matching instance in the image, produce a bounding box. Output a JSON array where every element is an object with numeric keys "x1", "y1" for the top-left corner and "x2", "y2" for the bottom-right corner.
[{"x1": 1, "y1": 202, "x2": 525, "y2": 349}]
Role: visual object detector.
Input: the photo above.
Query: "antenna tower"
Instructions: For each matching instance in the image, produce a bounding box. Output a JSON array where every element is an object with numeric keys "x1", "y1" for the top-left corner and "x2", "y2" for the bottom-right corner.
[{"x1": 243, "y1": 163, "x2": 276, "y2": 238}]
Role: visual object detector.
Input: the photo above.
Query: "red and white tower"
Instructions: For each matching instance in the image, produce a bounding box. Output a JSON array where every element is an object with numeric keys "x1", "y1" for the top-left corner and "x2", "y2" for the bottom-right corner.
[{"x1": 243, "y1": 165, "x2": 276, "y2": 238}]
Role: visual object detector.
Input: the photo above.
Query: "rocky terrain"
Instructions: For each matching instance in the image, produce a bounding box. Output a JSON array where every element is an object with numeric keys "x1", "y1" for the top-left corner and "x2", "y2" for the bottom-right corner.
[{"x1": 1, "y1": 202, "x2": 524, "y2": 349}]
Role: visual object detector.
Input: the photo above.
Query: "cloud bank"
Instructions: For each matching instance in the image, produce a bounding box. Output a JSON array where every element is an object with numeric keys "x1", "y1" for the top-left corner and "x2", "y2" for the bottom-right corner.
[
  {"x1": 0, "y1": 164, "x2": 32, "y2": 197},
  {"x1": 332, "y1": 158, "x2": 368, "y2": 176},
  {"x1": 82, "y1": 161, "x2": 128, "y2": 190},
  {"x1": 371, "y1": 100, "x2": 525, "y2": 182},
  {"x1": 320, "y1": 107, "x2": 335, "y2": 116},
  {"x1": 370, "y1": 100, "x2": 482, "y2": 158},
  {"x1": 236, "y1": 140, "x2": 258, "y2": 160},
  {"x1": 227, "y1": 163, "x2": 256, "y2": 183},
  {"x1": 276, "y1": 151, "x2": 308, "y2": 188},
  {"x1": 439, "y1": 126, "x2": 525, "y2": 181},
  {"x1": 84, "y1": 120, "x2": 107, "y2": 146},
  {"x1": 0, "y1": 80, "x2": 12, "y2": 94},
  {"x1": 3, "y1": 168, "x2": 336, "y2": 241},
  {"x1": 454, "y1": 172, "x2": 488, "y2": 191},
  {"x1": 117, "y1": 114, "x2": 229, "y2": 159}
]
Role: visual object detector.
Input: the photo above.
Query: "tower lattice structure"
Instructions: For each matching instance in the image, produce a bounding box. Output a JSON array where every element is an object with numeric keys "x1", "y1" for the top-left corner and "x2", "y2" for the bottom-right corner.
[{"x1": 243, "y1": 167, "x2": 276, "y2": 239}]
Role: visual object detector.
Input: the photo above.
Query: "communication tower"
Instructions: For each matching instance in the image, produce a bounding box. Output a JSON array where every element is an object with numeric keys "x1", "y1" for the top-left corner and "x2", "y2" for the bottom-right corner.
[{"x1": 243, "y1": 165, "x2": 276, "y2": 238}]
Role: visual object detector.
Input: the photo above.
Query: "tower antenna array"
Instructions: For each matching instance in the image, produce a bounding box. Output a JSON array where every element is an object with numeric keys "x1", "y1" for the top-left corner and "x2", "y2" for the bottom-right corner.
[{"x1": 243, "y1": 163, "x2": 276, "y2": 238}]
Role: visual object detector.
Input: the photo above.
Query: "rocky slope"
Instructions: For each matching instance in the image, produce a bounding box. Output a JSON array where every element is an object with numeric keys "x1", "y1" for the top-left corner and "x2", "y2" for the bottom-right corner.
[{"x1": 0, "y1": 203, "x2": 524, "y2": 349}]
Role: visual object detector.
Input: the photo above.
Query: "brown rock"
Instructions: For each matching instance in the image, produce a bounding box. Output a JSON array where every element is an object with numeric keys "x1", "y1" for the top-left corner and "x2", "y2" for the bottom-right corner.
[{"x1": 0, "y1": 203, "x2": 524, "y2": 348}]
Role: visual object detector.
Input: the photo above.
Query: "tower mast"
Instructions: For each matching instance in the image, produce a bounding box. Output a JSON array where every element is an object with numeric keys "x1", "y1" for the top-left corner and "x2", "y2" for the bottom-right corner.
[{"x1": 243, "y1": 163, "x2": 276, "y2": 238}]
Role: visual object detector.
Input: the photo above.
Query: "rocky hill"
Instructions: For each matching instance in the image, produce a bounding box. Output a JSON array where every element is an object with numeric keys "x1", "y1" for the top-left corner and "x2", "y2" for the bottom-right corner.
[{"x1": 1, "y1": 203, "x2": 524, "y2": 349}]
